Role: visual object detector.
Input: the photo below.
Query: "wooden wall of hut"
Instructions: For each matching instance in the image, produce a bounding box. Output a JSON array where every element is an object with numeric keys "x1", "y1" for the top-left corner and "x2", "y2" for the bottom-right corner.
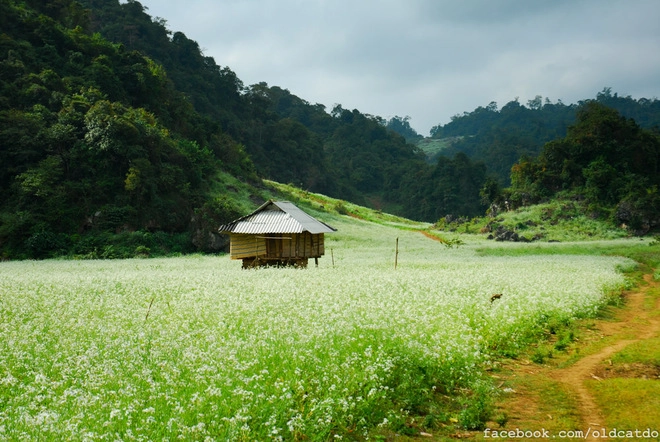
[
  {"x1": 229, "y1": 234, "x2": 267, "y2": 259},
  {"x1": 229, "y1": 232, "x2": 325, "y2": 260}
]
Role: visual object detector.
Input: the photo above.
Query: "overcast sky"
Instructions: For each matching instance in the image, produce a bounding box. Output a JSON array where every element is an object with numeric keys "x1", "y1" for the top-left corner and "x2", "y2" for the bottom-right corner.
[{"x1": 135, "y1": 0, "x2": 660, "y2": 136}]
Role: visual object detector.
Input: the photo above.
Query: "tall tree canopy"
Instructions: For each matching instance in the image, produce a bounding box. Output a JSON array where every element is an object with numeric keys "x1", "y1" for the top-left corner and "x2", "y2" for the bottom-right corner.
[
  {"x1": 508, "y1": 101, "x2": 660, "y2": 232},
  {"x1": 428, "y1": 90, "x2": 660, "y2": 186},
  {"x1": 0, "y1": 0, "x2": 253, "y2": 258}
]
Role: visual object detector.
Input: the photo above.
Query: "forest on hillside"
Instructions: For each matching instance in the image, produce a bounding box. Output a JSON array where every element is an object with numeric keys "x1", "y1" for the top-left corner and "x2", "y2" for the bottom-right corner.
[
  {"x1": 1, "y1": 0, "x2": 659, "y2": 259},
  {"x1": 427, "y1": 89, "x2": 660, "y2": 185},
  {"x1": 506, "y1": 101, "x2": 660, "y2": 234}
]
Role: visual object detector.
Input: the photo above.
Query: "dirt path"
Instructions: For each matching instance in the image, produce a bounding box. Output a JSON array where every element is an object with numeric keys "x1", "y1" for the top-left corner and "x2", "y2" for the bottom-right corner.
[
  {"x1": 550, "y1": 275, "x2": 659, "y2": 439},
  {"x1": 494, "y1": 273, "x2": 660, "y2": 441}
]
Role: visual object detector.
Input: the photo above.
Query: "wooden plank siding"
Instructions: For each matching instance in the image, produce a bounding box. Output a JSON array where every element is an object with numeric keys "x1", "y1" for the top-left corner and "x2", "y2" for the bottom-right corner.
[
  {"x1": 277, "y1": 232, "x2": 325, "y2": 258},
  {"x1": 229, "y1": 232, "x2": 325, "y2": 260},
  {"x1": 229, "y1": 234, "x2": 267, "y2": 259}
]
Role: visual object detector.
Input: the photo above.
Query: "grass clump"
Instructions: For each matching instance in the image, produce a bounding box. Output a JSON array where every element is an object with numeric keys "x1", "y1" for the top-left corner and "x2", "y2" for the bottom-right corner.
[
  {"x1": 457, "y1": 379, "x2": 495, "y2": 430},
  {"x1": 531, "y1": 347, "x2": 553, "y2": 364},
  {"x1": 611, "y1": 337, "x2": 660, "y2": 367},
  {"x1": 589, "y1": 380, "x2": 660, "y2": 430}
]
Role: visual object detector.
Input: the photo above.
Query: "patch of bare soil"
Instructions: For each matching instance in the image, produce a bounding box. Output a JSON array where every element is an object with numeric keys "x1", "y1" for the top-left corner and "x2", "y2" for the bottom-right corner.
[
  {"x1": 594, "y1": 362, "x2": 660, "y2": 380},
  {"x1": 420, "y1": 231, "x2": 448, "y2": 244}
]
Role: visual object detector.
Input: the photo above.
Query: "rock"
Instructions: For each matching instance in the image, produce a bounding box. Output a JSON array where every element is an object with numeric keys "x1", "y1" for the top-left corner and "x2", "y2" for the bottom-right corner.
[
  {"x1": 495, "y1": 226, "x2": 519, "y2": 242},
  {"x1": 191, "y1": 229, "x2": 230, "y2": 252},
  {"x1": 493, "y1": 226, "x2": 539, "y2": 242}
]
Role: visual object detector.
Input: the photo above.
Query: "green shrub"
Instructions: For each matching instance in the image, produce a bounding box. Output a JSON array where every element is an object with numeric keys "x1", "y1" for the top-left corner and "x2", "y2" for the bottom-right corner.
[
  {"x1": 458, "y1": 380, "x2": 494, "y2": 430},
  {"x1": 334, "y1": 201, "x2": 349, "y2": 215},
  {"x1": 531, "y1": 347, "x2": 553, "y2": 364},
  {"x1": 25, "y1": 230, "x2": 69, "y2": 259},
  {"x1": 70, "y1": 231, "x2": 193, "y2": 259},
  {"x1": 134, "y1": 245, "x2": 150, "y2": 258}
]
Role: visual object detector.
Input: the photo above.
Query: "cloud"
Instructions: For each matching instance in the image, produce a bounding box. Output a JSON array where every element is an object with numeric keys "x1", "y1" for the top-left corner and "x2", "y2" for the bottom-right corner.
[{"x1": 138, "y1": 0, "x2": 660, "y2": 135}]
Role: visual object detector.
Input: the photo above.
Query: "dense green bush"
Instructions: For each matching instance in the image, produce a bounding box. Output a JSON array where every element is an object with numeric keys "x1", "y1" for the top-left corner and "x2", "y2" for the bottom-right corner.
[{"x1": 25, "y1": 229, "x2": 70, "y2": 259}]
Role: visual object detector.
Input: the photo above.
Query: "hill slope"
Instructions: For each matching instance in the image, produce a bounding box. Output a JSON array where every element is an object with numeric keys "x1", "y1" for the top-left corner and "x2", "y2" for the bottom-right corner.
[
  {"x1": 2, "y1": 0, "x2": 659, "y2": 260},
  {"x1": 428, "y1": 90, "x2": 660, "y2": 186},
  {"x1": 0, "y1": 0, "x2": 258, "y2": 258},
  {"x1": 0, "y1": 0, "x2": 493, "y2": 263}
]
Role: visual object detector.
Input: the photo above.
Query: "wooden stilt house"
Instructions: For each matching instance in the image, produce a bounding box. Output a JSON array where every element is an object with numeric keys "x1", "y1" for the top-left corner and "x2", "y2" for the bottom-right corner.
[{"x1": 218, "y1": 200, "x2": 336, "y2": 268}]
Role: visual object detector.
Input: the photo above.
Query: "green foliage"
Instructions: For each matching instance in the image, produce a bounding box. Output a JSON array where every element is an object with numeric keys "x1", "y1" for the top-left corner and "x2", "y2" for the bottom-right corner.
[
  {"x1": 507, "y1": 102, "x2": 660, "y2": 234},
  {"x1": 553, "y1": 330, "x2": 575, "y2": 352},
  {"x1": 1, "y1": 0, "x2": 490, "y2": 247},
  {"x1": 240, "y1": 85, "x2": 490, "y2": 221},
  {"x1": 0, "y1": 0, "x2": 258, "y2": 257},
  {"x1": 70, "y1": 230, "x2": 193, "y2": 259},
  {"x1": 458, "y1": 380, "x2": 494, "y2": 430},
  {"x1": 395, "y1": 153, "x2": 490, "y2": 221},
  {"x1": 531, "y1": 347, "x2": 553, "y2": 364},
  {"x1": 25, "y1": 229, "x2": 69, "y2": 259},
  {"x1": 386, "y1": 115, "x2": 422, "y2": 142},
  {"x1": 430, "y1": 90, "x2": 660, "y2": 186},
  {"x1": 493, "y1": 412, "x2": 509, "y2": 428},
  {"x1": 472, "y1": 199, "x2": 629, "y2": 242}
]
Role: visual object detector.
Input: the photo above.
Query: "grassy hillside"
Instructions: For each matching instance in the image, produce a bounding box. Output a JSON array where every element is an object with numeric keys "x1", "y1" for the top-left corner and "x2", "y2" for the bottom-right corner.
[
  {"x1": 262, "y1": 180, "x2": 428, "y2": 229},
  {"x1": 416, "y1": 137, "x2": 461, "y2": 162},
  {"x1": 262, "y1": 181, "x2": 633, "y2": 244}
]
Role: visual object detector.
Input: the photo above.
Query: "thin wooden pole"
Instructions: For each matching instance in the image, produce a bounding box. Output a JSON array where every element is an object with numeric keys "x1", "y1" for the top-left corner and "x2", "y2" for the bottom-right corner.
[
  {"x1": 331, "y1": 247, "x2": 335, "y2": 268},
  {"x1": 145, "y1": 295, "x2": 155, "y2": 321},
  {"x1": 394, "y1": 237, "x2": 399, "y2": 270}
]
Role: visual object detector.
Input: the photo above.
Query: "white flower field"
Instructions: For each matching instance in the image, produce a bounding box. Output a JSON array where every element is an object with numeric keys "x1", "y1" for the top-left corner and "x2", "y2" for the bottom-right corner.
[{"x1": 0, "y1": 216, "x2": 635, "y2": 440}]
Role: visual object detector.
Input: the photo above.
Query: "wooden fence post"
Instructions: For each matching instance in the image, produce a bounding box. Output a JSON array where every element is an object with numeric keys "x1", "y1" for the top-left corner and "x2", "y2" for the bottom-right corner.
[{"x1": 394, "y1": 237, "x2": 399, "y2": 270}]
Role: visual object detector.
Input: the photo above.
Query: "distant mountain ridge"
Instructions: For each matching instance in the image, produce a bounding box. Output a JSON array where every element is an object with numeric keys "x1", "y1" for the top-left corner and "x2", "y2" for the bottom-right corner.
[{"x1": 421, "y1": 90, "x2": 660, "y2": 185}]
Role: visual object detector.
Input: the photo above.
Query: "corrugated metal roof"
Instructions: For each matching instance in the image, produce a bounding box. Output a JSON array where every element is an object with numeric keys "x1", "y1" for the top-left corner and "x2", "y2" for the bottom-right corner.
[{"x1": 218, "y1": 200, "x2": 336, "y2": 234}]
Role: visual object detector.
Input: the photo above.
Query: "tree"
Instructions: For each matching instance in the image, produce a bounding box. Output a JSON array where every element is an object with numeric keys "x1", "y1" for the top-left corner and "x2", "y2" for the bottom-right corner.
[
  {"x1": 526, "y1": 95, "x2": 543, "y2": 110},
  {"x1": 508, "y1": 101, "x2": 660, "y2": 231},
  {"x1": 386, "y1": 115, "x2": 422, "y2": 142}
]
